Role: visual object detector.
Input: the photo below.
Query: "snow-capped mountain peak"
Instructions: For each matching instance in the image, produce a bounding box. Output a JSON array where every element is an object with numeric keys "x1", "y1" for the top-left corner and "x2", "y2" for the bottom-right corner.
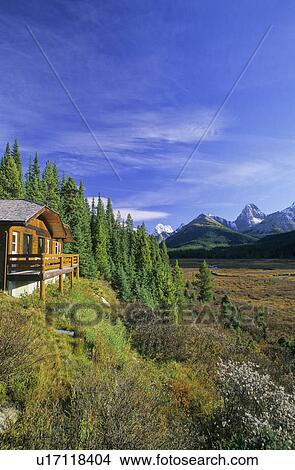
[
  {"x1": 250, "y1": 202, "x2": 295, "y2": 234},
  {"x1": 154, "y1": 223, "x2": 174, "y2": 242},
  {"x1": 234, "y1": 203, "x2": 266, "y2": 232},
  {"x1": 210, "y1": 215, "x2": 238, "y2": 231},
  {"x1": 154, "y1": 224, "x2": 174, "y2": 236},
  {"x1": 282, "y1": 202, "x2": 295, "y2": 218}
]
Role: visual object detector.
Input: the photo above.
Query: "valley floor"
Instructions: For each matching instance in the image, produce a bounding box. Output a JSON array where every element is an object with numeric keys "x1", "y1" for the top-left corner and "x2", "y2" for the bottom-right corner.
[{"x1": 181, "y1": 258, "x2": 295, "y2": 338}]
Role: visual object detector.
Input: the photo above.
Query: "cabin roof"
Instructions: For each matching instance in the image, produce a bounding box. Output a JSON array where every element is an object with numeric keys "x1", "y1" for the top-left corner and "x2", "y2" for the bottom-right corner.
[
  {"x1": 0, "y1": 199, "x2": 72, "y2": 241},
  {"x1": 0, "y1": 199, "x2": 45, "y2": 222}
]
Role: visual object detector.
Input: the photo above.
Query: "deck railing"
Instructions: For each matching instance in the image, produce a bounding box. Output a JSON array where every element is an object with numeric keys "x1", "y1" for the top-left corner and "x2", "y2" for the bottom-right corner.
[
  {"x1": 7, "y1": 253, "x2": 79, "y2": 274},
  {"x1": 7, "y1": 253, "x2": 80, "y2": 301}
]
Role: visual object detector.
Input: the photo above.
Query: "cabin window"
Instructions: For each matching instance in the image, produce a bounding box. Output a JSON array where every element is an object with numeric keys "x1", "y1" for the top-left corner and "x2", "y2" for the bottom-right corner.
[
  {"x1": 54, "y1": 241, "x2": 61, "y2": 254},
  {"x1": 38, "y1": 237, "x2": 45, "y2": 254},
  {"x1": 11, "y1": 231, "x2": 19, "y2": 254},
  {"x1": 23, "y1": 234, "x2": 33, "y2": 255},
  {"x1": 46, "y1": 239, "x2": 51, "y2": 254}
]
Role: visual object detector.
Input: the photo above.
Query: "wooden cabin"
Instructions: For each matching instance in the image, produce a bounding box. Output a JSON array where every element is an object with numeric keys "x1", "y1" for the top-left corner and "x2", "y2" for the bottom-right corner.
[{"x1": 0, "y1": 199, "x2": 79, "y2": 300}]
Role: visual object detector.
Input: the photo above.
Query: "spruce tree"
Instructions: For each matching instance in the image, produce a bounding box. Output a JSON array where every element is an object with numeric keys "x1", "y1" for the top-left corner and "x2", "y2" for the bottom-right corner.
[
  {"x1": 60, "y1": 177, "x2": 95, "y2": 277},
  {"x1": 25, "y1": 153, "x2": 44, "y2": 203},
  {"x1": 125, "y1": 213, "x2": 134, "y2": 248},
  {"x1": 132, "y1": 224, "x2": 152, "y2": 305},
  {"x1": 90, "y1": 197, "x2": 97, "y2": 252},
  {"x1": 60, "y1": 176, "x2": 81, "y2": 252},
  {"x1": 195, "y1": 260, "x2": 214, "y2": 303},
  {"x1": 0, "y1": 143, "x2": 24, "y2": 198},
  {"x1": 95, "y1": 195, "x2": 111, "y2": 280},
  {"x1": 105, "y1": 197, "x2": 115, "y2": 236},
  {"x1": 220, "y1": 294, "x2": 232, "y2": 327},
  {"x1": 113, "y1": 264, "x2": 131, "y2": 302},
  {"x1": 110, "y1": 211, "x2": 124, "y2": 272},
  {"x1": 133, "y1": 223, "x2": 152, "y2": 277},
  {"x1": 42, "y1": 161, "x2": 60, "y2": 211},
  {"x1": 172, "y1": 260, "x2": 185, "y2": 306},
  {"x1": 149, "y1": 236, "x2": 165, "y2": 304},
  {"x1": 125, "y1": 213, "x2": 136, "y2": 297},
  {"x1": 77, "y1": 182, "x2": 96, "y2": 277},
  {"x1": 159, "y1": 241, "x2": 176, "y2": 306},
  {"x1": 12, "y1": 139, "x2": 25, "y2": 197},
  {"x1": 25, "y1": 155, "x2": 33, "y2": 199}
]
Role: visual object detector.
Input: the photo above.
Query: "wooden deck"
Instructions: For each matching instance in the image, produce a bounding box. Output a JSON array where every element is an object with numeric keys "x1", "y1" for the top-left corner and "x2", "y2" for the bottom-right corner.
[{"x1": 7, "y1": 253, "x2": 79, "y2": 300}]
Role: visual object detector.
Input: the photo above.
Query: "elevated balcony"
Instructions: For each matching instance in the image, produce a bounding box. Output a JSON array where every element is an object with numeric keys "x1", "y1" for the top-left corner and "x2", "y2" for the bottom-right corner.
[{"x1": 6, "y1": 253, "x2": 79, "y2": 300}]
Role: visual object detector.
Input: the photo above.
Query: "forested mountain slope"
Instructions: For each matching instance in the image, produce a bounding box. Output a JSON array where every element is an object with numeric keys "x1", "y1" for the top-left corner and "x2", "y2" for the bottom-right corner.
[
  {"x1": 168, "y1": 229, "x2": 295, "y2": 259},
  {"x1": 165, "y1": 213, "x2": 256, "y2": 249}
]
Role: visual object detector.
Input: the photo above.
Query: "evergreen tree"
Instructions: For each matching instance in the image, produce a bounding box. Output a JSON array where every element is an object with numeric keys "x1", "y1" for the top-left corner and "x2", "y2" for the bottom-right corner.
[
  {"x1": 60, "y1": 176, "x2": 81, "y2": 251},
  {"x1": 4, "y1": 142, "x2": 11, "y2": 158},
  {"x1": 184, "y1": 280, "x2": 195, "y2": 303},
  {"x1": 77, "y1": 182, "x2": 96, "y2": 277},
  {"x1": 90, "y1": 197, "x2": 97, "y2": 252},
  {"x1": 60, "y1": 177, "x2": 95, "y2": 277},
  {"x1": 124, "y1": 213, "x2": 136, "y2": 297},
  {"x1": 110, "y1": 211, "x2": 125, "y2": 271},
  {"x1": 105, "y1": 197, "x2": 115, "y2": 236},
  {"x1": 42, "y1": 161, "x2": 60, "y2": 211},
  {"x1": 172, "y1": 260, "x2": 185, "y2": 306},
  {"x1": 12, "y1": 139, "x2": 25, "y2": 197},
  {"x1": 159, "y1": 241, "x2": 176, "y2": 306},
  {"x1": 254, "y1": 308, "x2": 268, "y2": 340},
  {"x1": 113, "y1": 264, "x2": 131, "y2": 302},
  {"x1": 133, "y1": 223, "x2": 160, "y2": 306},
  {"x1": 25, "y1": 155, "x2": 33, "y2": 199},
  {"x1": 220, "y1": 294, "x2": 232, "y2": 327},
  {"x1": 95, "y1": 195, "x2": 111, "y2": 280},
  {"x1": 195, "y1": 260, "x2": 214, "y2": 302},
  {"x1": 25, "y1": 153, "x2": 43, "y2": 203},
  {"x1": 125, "y1": 213, "x2": 134, "y2": 251},
  {"x1": 0, "y1": 143, "x2": 24, "y2": 198},
  {"x1": 133, "y1": 223, "x2": 152, "y2": 278},
  {"x1": 149, "y1": 236, "x2": 165, "y2": 304}
]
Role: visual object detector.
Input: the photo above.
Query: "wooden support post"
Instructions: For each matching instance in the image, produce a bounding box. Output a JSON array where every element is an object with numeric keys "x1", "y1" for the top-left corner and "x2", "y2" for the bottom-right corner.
[
  {"x1": 70, "y1": 255, "x2": 74, "y2": 288},
  {"x1": 76, "y1": 255, "x2": 80, "y2": 280},
  {"x1": 59, "y1": 255, "x2": 64, "y2": 294},
  {"x1": 40, "y1": 254, "x2": 46, "y2": 302}
]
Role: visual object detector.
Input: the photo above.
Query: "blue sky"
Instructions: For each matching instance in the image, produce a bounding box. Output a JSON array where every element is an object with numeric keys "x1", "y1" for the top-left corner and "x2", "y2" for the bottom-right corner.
[{"x1": 1, "y1": 0, "x2": 295, "y2": 229}]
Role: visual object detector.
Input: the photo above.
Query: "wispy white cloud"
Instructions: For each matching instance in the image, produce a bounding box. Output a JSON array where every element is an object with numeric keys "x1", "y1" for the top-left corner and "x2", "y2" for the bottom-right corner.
[
  {"x1": 116, "y1": 208, "x2": 169, "y2": 222},
  {"x1": 179, "y1": 160, "x2": 275, "y2": 186},
  {"x1": 86, "y1": 197, "x2": 169, "y2": 222},
  {"x1": 110, "y1": 153, "x2": 295, "y2": 214},
  {"x1": 18, "y1": 106, "x2": 230, "y2": 177}
]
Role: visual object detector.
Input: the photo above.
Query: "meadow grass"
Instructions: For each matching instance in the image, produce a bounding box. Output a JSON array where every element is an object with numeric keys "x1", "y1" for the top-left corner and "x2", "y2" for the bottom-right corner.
[{"x1": 181, "y1": 259, "x2": 295, "y2": 339}]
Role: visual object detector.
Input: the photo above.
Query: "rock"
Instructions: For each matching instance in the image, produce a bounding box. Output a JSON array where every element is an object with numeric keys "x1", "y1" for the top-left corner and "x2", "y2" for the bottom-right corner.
[
  {"x1": 0, "y1": 406, "x2": 19, "y2": 433},
  {"x1": 56, "y1": 329, "x2": 75, "y2": 337},
  {"x1": 101, "y1": 296, "x2": 111, "y2": 308}
]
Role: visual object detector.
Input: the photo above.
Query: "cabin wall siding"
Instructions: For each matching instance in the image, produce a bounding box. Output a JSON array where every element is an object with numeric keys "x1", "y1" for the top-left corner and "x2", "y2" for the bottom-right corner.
[
  {"x1": 0, "y1": 229, "x2": 7, "y2": 290},
  {"x1": 8, "y1": 222, "x2": 52, "y2": 255}
]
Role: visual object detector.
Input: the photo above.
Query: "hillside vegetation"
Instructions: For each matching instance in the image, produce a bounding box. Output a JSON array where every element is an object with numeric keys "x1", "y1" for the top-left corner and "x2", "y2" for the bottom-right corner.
[{"x1": 1, "y1": 276, "x2": 295, "y2": 449}]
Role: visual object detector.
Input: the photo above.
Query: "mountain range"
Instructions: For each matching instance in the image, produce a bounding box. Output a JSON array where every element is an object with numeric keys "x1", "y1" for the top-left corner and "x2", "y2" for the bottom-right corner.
[{"x1": 156, "y1": 202, "x2": 295, "y2": 250}]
